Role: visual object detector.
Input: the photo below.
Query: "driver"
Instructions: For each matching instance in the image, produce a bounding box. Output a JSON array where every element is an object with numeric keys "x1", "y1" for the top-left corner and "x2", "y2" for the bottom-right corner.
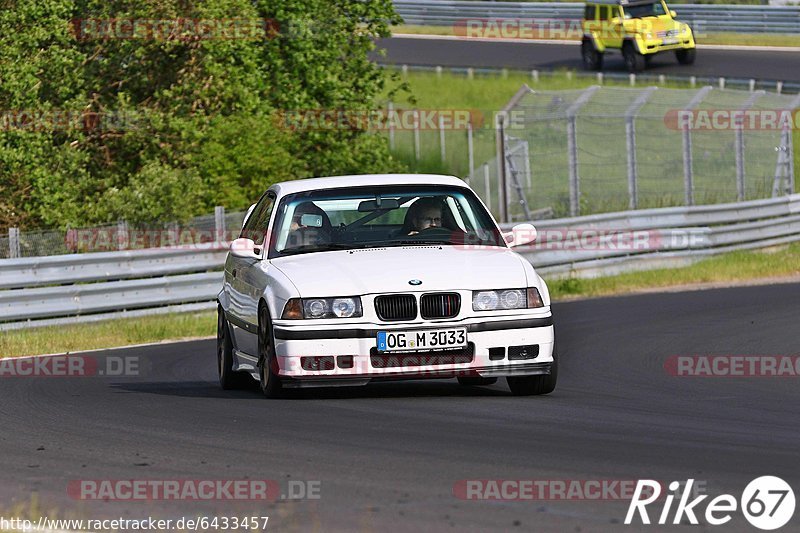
[{"x1": 405, "y1": 197, "x2": 444, "y2": 236}]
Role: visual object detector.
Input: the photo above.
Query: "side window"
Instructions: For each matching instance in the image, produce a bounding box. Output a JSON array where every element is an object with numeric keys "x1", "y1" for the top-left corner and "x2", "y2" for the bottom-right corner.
[
  {"x1": 608, "y1": 5, "x2": 620, "y2": 19},
  {"x1": 584, "y1": 5, "x2": 596, "y2": 20},
  {"x1": 241, "y1": 193, "x2": 275, "y2": 246}
]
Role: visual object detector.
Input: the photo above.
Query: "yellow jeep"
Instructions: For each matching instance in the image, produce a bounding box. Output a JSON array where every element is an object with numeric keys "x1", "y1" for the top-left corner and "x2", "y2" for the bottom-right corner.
[{"x1": 581, "y1": 0, "x2": 696, "y2": 73}]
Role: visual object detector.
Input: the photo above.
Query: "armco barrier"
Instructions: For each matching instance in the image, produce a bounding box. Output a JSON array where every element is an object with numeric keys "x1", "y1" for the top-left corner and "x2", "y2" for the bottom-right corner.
[
  {"x1": 1, "y1": 193, "x2": 799, "y2": 329},
  {"x1": 394, "y1": 1, "x2": 800, "y2": 34}
]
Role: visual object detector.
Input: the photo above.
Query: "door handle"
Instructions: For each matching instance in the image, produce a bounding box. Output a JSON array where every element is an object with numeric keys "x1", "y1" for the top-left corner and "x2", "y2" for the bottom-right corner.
[{"x1": 232, "y1": 269, "x2": 237, "y2": 278}]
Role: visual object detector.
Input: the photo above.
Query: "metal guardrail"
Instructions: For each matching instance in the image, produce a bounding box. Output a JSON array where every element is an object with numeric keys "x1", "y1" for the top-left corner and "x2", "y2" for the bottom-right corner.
[
  {"x1": 394, "y1": 1, "x2": 800, "y2": 34},
  {"x1": 0, "y1": 272, "x2": 222, "y2": 323},
  {"x1": 0, "y1": 246, "x2": 227, "y2": 290},
  {"x1": 1, "y1": 193, "x2": 799, "y2": 329}
]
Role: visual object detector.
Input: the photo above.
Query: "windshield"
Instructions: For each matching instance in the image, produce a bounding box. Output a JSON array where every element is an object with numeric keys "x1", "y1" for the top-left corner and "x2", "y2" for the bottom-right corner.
[
  {"x1": 267, "y1": 185, "x2": 504, "y2": 258},
  {"x1": 623, "y1": 1, "x2": 667, "y2": 18}
]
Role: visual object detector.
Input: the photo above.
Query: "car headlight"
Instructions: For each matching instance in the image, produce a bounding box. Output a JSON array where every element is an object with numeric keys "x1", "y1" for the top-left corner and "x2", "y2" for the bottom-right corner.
[
  {"x1": 472, "y1": 288, "x2": 543, "y2": 311},
  {"x1": 282, "y1": 297, "x2": 363, "y2": 319}
]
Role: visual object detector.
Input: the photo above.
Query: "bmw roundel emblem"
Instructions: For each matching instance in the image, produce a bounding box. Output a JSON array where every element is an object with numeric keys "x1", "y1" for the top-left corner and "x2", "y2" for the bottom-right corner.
[{"x1": 408, "y1": 279, "x2": 422, "y2": 286}]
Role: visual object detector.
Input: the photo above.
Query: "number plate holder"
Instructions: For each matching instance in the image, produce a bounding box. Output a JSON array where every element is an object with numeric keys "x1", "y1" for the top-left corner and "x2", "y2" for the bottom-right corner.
[{"x1": 376, "y1": 328, "x2": 468, "y2": 353}]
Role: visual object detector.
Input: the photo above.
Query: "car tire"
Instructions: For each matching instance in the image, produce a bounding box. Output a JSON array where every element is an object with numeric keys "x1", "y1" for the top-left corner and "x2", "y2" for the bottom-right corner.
[
  {"x1": 622, "y1": 42, "x2": 645, "y2": 73},
  {"x1": 581, "y1": 39, "x2": 603, "y2": 71},
  {"x1": 675, "y1": 48, "x2": 696, "y2": 65},
  {"x1": 258, "y1": 304, "x2": 284, "y2": 398},
  {"x1": 217, "y1": 306, "x2": 249, "y2": 390},
  {"x1": 457, "y1": 376, "x2": 498, "y2": 387},
  {"x1": 506, "y1": 343, "x2": 558, "y2": 396}
]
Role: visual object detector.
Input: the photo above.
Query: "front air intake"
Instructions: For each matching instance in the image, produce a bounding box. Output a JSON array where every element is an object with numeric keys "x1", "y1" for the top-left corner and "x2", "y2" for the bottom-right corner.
[
  {"x1": 374, "y1": 294, "x2": 417, "y2": 321},
  {"x1": 420, "y1": 293, "x2": 460, "y2": 320}
]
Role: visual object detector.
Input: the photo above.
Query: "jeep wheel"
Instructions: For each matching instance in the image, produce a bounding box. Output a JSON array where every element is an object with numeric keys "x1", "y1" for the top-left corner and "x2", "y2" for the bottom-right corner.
[
  {"x1": 675, "y1": 48, "x2": 696, "y2": 65},
  {"x1": 622, "y1": 42, "x2": 645, "y2": 73},
  {"x1": 581, "y1": 39, "x2": 603, "y2": 71}
]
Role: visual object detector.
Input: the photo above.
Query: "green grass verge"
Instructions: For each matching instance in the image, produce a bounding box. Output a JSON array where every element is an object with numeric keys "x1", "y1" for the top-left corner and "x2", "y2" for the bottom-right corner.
[
  {"x1": 2, "y1": 244, "x2": 799, "y2": 358},
  {"x1": 0, "y1": 311, "x2": 216, "y2": 359},
  {"x1": 394, "y1": 25, "x2": 800, "y2": 47},
  {"x1": 548, "y1": 242, "x2": 800, "y2": 299}
]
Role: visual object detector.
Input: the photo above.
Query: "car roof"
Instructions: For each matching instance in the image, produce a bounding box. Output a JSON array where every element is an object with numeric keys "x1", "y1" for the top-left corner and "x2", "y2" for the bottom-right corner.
[{"x1": 269, "y1": 174, "x2": 469, "y2": 196}]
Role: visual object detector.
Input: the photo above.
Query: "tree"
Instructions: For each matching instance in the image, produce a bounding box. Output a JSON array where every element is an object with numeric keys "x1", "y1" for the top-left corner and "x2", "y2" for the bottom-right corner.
[{"x1": 0, "y1": 0, "x2": 404, "y2": 229}]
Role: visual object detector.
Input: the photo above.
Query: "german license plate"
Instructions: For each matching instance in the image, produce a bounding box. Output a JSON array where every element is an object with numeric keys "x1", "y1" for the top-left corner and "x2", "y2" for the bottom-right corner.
[
  {"x1": 377, "y1": 328, "x2": 467, "y2": 353},
  {"x1": 663, "y1": 38, "x2": 678, "y2": 45}
]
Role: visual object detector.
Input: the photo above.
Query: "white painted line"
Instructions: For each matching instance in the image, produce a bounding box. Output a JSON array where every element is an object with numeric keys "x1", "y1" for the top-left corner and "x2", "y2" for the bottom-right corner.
[{"x1": 391, "y1": 33, "x2": 800, "y2": 52}]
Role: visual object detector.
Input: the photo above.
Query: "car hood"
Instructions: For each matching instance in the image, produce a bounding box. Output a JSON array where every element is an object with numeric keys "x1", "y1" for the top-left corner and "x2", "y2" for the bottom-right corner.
[{"x1": 271, "y1": 246, "x2": 528, "y2": 296}]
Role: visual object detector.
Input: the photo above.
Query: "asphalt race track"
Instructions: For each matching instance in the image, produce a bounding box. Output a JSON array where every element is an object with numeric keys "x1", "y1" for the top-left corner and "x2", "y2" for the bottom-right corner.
[
  {"x1": 375, "y1": 37, "x2": 800, "y2": 83},
  {"x1": 2, "y1": 283, "x2": 799, "y2": 531}
]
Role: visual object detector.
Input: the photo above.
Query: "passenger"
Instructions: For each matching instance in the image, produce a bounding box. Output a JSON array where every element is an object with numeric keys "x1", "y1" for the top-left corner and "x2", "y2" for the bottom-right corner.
[{"x1": 403, "y1": 197, "x2": 444, "y2": 236}]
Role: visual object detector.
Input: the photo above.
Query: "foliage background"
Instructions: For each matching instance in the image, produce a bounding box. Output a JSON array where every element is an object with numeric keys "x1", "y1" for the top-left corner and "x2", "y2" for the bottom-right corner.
[{"x1": 0, "y1": 0, "x2": 404, "y2": 229}]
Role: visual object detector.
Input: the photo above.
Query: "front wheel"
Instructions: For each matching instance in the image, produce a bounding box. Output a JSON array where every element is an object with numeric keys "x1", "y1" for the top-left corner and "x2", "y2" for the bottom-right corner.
[
  {"x1": 622, "y1": 42, "x2": 645, "y2": 73},
  {"x1": 675, "y1": 48, "x2": 696, "y2": 65},
  {"x1": 581, "y1": 39, "x2": 603, "y2": 71},
  {"x1": 506, "y1": 344, "x2": 558, "y2": 396},
  {"x1": 217, "y1": 307, "x2": 249, "y2": 390},
  {"x1": 258, "y1": 305, "x2": 284, "y2": 398}
]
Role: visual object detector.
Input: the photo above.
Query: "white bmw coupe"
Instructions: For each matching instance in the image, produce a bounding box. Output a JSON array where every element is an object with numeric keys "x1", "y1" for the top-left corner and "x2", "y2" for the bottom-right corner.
[{"x1": 217, "y1": 174, "x2": 557, "y2": 397}]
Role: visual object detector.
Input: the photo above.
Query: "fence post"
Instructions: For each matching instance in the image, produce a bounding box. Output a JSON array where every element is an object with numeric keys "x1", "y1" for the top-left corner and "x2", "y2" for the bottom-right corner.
[
  {"x1": 682, "y1": 86, "x2": 713, "y2": 206},
  {"x1": 117, "y1": 220, "x2": 129, "y2": 251},
  {"x1": 388, "y1": 101, "x2": 395, "y2": 150},
  {"x1": 215, "y1": 206, "x2": 226, "y2": 243},
  {"x1": 736, "y1": 90, "x2": 764, "y2": 201},
  {"x1": 483, "y1": 163, "x2": 491, "y2": 213},
  {"x1": 773, "y1": 94, "x2": 800, "y2": 196},
  {"x1": 495, "y1": 112, "x2": 509, "y2": 223},
  {"x1": 624, "y1": 87, "x2": 658, "y2": 210},
  {"x1": 8, "y1": 227, "x2": 20, "y2": 259},
  {"x1": 565, "y1": 86, "x2": 600, "y2": 217},
  {"x1": 413, "y1": 109, "x2": 420, "y2": 162},
  {"x1": 467, "y1": 121, "x2": 474, "y2": 181},
  {"x1": 439, "y1": 114, "x2": 446, "y2": 163}
]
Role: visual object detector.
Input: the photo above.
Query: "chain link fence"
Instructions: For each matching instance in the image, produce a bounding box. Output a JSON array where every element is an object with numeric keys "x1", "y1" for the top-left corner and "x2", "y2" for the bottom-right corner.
[
  {"x1": 0, "y1": 208, "x2": 247, "y2": 259},
  {"x1": 468, "y1": 84, "x2": 799, "y2": 222}
]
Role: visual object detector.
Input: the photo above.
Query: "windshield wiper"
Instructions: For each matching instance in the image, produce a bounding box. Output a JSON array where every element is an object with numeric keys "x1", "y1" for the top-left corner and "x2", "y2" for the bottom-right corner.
[
  {"x1": 278, "y1": 243, "x2": 356, "y2": 256},
  {"x1": 388, "y1": 240, "x2": 450, "y2": 246}
]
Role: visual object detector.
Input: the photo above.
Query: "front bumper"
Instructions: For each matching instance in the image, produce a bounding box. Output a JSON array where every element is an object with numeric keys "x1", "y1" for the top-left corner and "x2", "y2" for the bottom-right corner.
[
  {"x1": 637, "y1": 34, "x2": 695, "y2": 54},
  {"x1": 271, "y1": 315, "x2": 555, "y2": 384}
]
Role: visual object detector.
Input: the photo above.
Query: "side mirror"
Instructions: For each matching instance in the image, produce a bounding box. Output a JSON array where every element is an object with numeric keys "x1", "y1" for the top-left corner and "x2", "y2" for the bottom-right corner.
[
  {"x1": 503, "y1": 223, "x2": 537, "y2": 248},
  {"x1": 230, "y1": 237, "x2": 261, "y2": 259},
  {"x1": 670, "y1": 9, "x2": 677, "y2": 17},
  {"x1": 610, "y1": 16, "x2": 622, "y2": 25}
]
